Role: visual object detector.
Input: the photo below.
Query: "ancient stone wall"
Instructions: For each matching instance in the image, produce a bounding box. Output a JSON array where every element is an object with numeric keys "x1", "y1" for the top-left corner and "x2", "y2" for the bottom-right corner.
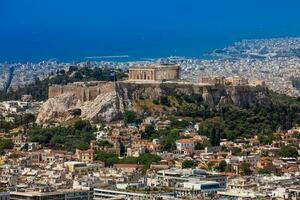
[
  {"x1": 155, "y1": 67, "x2": 179, "y2": 80},
  {"x1": 48, "y1": 82, "x2": 115, "y2": 102}
]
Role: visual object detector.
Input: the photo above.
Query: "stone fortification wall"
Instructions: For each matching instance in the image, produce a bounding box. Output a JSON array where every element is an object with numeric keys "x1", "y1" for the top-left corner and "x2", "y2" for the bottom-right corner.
[
  {"x1": 49, "y1": 82, "x2": 115, "y2": 102},
  {"x1": 48, "y1": 80, "x2": 269, "y2": 109}
]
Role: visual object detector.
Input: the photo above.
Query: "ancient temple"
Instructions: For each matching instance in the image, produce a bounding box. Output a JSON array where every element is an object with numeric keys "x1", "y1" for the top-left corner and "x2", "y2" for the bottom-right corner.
[{"x1": 128, "y1": 64, "x2": 180, "y2": 81}]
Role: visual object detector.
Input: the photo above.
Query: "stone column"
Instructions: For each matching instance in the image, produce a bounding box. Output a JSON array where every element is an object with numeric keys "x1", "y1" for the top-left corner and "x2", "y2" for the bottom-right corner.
[{"x1": 152, "y1": 70, "x2": 154, "y2": 80}]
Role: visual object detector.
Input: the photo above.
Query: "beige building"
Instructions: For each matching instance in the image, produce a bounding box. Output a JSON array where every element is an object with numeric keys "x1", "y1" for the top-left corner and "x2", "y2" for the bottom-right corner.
[
  {"x1": 10, "y1": 189, "x2": 90, "y2": 200},
  {"x1": 199, "y1": 76, "x2": 226, "y2": 85},
  {"x1": 64, "y1": 161, "x2": 103, "y2": 174},
  {"x1": 128, "y1": 64, "x2": 180, "y2": 81},
  {"x1": 249, "y1": 79, "x2": 266, "y2": 87},
  {"x1": 75, "y1": 149, "x2": 94, "y2": 163},
  {"x1": 225, "y1": 76, "x2": 249, "y2": 86},
  {"x1": 199, "y1": 76, "x2": 251, "y2": 86}
]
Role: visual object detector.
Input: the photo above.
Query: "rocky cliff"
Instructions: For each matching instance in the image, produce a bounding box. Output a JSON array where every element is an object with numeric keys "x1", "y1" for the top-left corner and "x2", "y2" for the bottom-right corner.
[{"x1": 37, "y1": 82, "x2": 270, "y2": 124}]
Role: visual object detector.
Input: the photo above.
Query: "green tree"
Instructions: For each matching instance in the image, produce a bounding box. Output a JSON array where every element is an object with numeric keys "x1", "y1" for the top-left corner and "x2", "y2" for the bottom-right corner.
[
  {"x1": 194, "y1": 140, "x2": 211, "y2": 150},
  {"x1": 0, "y1": 138, "x2": 14, "y2": 155},
  {"x1": 257, "y1": 168, "x2": 271, "y2": 175},
  {"x1": 160, "y1": 96, "x2": 170, "y2": 106},
  {"x1": 216, "y1": 160, "x2": 227, "y2": 172},
  {"x1": 279, "y1": 145, "x2": 299, "y2": 158},
  {"x1": 94, "y1": 151, "x2": 119, "y2": 166},
  {"x1": 240, "y1": 162, "x2": 252, "y2": 176},
  {"x1": 97, "y1": 140, "x2": 113, "y2": 148},
  {"x1": 182, "y1": 160, "x2": 197, "y2": 169},
  {"x1": 292, "y1": 132, "x2": 300, "y2": 139},
  {"x1": 142, "y1": 124, "x2": 157, "y2": 139},
  {"x1": 138, "y1": 153, "x2": 161, "y2": 169},
  {"x1": 27, "y1": 121, "x2": 95, "y2": 152},
  {"x1": 123, "y1": 110, "x2": 137, "y2": 125},
  {"x1": 198, "y1": 117, "x2": 225, "y2": 138},
  {"x1": 74, "y1": 120, "x2": 93, "y2": 132},
  {"x1": 258, "y1": 134, "x2": 275, "y2": 145},
  {"x1": 231, "y1": 147, "x2": 242, "y2": 156}
]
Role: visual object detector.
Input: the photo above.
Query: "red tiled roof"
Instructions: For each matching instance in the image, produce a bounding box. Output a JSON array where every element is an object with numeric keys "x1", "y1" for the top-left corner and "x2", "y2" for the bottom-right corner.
[{"x1": 176, "y1": 138, "x2": 194, "y2": 143}]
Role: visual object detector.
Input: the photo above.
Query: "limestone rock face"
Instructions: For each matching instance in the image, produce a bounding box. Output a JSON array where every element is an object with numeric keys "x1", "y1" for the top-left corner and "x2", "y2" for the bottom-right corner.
[
  {"x1": 37, "y1": 91, "x2": 123, "y2": 124},
  {"x1": 80, "y1": 91, "x2": 124, "y2": 123},
  {"x1": 116, "y1": 82, "x2": 270, "y2": 108},
  {"x1": 36, "y1": 94, "x2": 81, "y2": 123},
  {"x1": 37, "y1": 82, "x2": 270, "y2": 124}
]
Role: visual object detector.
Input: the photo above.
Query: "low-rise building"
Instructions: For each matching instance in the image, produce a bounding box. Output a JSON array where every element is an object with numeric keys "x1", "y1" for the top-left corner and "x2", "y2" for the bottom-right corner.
[
  {"x1": 75, "y1": 149, "x2": 94, "y2": 163},
  {"x1": 176, "y1": 139, "x2": 194, "y2": 151},
  {"x1": 0, "y1": 192, "x2": 10, "y2": 200},
  {"x1": 10, "y1": 189, "x2": 90, "y2": 200}
]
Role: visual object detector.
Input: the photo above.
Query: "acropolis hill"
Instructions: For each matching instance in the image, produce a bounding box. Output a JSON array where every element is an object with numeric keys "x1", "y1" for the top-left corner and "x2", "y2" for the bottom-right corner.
[
  {"x1": 39, "y1": 64, "x2": 269, "y2": 123},
  {"x1": 49, "y1": 64, "x2": 181, "y2": 101}
]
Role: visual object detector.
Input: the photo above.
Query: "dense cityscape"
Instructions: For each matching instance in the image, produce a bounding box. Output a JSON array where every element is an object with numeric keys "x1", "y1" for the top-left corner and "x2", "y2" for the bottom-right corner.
[
  {"x1": 0, "y1": 39, "x2": 300, "y2": 199},
  {"x1": 1, "y1": 1, "x2": 300, "y2": 199}
]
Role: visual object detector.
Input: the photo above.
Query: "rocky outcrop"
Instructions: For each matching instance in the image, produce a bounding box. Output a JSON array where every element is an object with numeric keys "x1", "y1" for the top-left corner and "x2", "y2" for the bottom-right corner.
[
  {"x1": 37, "y1": 91, "x2": 123, "y2": 124},
  {"x1": 80, "y1": 91, "x2": 124, "y2": 123},
  {"x1": 116, "y1": 82, "x2": 270, "y2": 108},
  {"x1": 37, "y1": 82, "x2": 270, "y2": 124},
  {"x1": 36, "y1": 93, "x2": 81, "y2": 123}
]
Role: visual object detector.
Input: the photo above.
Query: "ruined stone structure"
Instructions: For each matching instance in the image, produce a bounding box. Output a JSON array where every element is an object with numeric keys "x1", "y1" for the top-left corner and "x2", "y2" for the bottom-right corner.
[
  {"x1": 199, "y1": 76, "x2": 226, "y2": 85},
  {"x1": 128, "y1": 64, "x2": 180, "y2": 81},
  {"x1": 48, "y1": 81, "x2": 115, "y2": 102},
  {"x1": 226, "y1": 76, "x2": 249, "y2": 86},
  {"x1": 199, "y1": 76, "x2": 257, "y2": 86},
  {"x1": 248, "y1": 79, "x2": 266, "y2": 87}
]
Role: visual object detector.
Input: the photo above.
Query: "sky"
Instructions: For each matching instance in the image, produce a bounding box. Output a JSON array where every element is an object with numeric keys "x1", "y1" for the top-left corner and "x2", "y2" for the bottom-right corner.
[{"x1": 1, "y1": 0, "x2": 300, "y2": 61}]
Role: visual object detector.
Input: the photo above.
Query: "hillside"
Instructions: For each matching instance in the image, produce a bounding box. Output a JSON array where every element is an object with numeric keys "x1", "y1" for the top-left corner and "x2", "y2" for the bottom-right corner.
[{"x1": 37, "y1": 81, "x2": 300, "y2": 141}]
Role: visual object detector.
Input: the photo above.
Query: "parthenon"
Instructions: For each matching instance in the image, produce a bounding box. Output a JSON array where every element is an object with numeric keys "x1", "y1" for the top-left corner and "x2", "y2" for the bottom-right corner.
[{"x1": 128, "y1": 64, "x2": 180, "y2": 81}]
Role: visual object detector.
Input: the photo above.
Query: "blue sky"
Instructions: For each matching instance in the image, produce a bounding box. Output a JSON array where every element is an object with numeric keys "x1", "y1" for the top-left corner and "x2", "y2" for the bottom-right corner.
[{"x1": 1, "y1": 0, "x2": 300, "y2": 61}]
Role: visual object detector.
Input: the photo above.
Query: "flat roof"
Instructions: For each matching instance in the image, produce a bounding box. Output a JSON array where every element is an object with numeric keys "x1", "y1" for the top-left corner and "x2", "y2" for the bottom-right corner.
[
  {"x1": 129, "y1": 63, "x2": 180, "y2": 69},
  {"x1": 10, "y1": 189, "x2": 88, "y2": 197}
]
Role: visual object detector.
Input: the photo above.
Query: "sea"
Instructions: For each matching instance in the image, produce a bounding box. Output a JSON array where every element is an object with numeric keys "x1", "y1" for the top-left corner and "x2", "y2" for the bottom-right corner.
[
  {"x1": 1, "y1": 28, "x2": 300, "y2": 63},
  {"x1": 2, "y1": 0, "x2": 300, "y2": 63}
]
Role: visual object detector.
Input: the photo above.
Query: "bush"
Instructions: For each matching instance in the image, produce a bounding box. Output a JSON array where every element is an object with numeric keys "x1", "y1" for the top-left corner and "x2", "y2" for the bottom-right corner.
[
  {"x1": 152, "y1": 99, "x2": 160, "y2": 105},
  {"x1": 123, "y1": 110, "x2": 137, "y2": 125},
  {"x1": 160, "y1": 96, "x2": 170, "y2": 106}
]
